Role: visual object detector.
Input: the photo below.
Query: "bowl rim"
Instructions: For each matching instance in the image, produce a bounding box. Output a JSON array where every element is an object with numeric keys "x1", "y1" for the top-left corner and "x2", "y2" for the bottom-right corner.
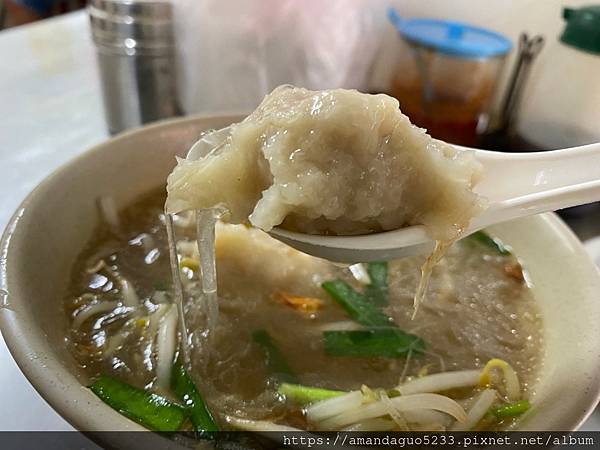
[
  {"x1": 1, "y1": 116, "x2": 600, "y2": 434},
  {"x1": 0, "y1": 114, "x2": 243, "y2": 433}
]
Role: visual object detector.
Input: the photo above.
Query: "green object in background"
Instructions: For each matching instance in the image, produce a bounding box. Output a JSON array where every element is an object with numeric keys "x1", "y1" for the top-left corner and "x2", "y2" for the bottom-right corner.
[
  {"x1": 561, "y1": 6, "x2": 600, "y2": 55},
  {"x1": 252, "y1": 330, "x2": 299, "y2": 384},
  {"x1": 278, "y1": 383, "x2": 344, "y2": 405},
  {"x1": 172, "y1": 362, "x2": 219, "y2": 433},
  {"x1": 324, "y1": 328, "x2": 425, "y2": 358},
  {"x1": 90, "y1": 375, "x2": 188, "y2": 432}
]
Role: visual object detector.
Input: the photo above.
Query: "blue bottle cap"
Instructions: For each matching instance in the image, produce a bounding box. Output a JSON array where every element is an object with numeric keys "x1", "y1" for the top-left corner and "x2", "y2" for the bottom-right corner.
[{"x1": 388, "y1": 8, "x2": 512, "y2": 58}]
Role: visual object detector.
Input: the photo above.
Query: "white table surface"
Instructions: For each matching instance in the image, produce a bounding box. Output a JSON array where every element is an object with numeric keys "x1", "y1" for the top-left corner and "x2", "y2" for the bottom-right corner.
[
  {"x1": 1, "y1": 9, "x2": 599, "y2": 434},
  {"x1": 0, "y1": 11, "x2": 106, "y2": 432}
]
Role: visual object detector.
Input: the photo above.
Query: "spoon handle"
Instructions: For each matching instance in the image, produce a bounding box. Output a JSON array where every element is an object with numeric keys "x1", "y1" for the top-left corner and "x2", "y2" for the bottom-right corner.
[{"x1": 472, "y1": 142, "x2": 600, "y2": 229}]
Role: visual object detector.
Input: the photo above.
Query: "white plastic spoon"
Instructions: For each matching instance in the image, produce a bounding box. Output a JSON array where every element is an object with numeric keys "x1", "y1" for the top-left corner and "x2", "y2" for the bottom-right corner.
[{"x1": 269, "y1": 142, "x2": 600, "y2": 262}]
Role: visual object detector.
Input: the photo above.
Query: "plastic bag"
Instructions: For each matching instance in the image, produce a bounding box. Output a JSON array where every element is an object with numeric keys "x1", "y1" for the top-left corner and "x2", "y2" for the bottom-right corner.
[{"x1": 173, "y1": 0, "x2": 384, "y2": 114}]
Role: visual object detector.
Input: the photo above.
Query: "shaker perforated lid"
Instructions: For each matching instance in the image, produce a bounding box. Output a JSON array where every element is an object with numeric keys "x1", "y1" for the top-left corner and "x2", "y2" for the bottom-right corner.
[
  {"x1": 388, "y1": 8, "x2": 512, "y2": 58},
  {"x1": 90, "y1": 0, "x2": 172, "y2": 20},
  {"x1": 89, "y1": 0, "x2": 174, "y2": 51}
]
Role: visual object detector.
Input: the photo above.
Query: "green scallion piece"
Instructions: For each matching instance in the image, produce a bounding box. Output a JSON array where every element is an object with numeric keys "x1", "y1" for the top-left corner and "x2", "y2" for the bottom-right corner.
[
  {"x1": 278, "y1": 383, "x2": 344, "y2": 405},
  {"x1": 387, "y1": 389, "x2": 402, "y2": 398},
  {"x1": 492, "y1": 399, "x2": 530, "y2": 419},
  {"x1": 322, "y1": 279, "x2": 393, "y2": 327},
  {"x1": 469, "y1": 231, "x2": 511, "y2": 256},
  {"x1": 364, "y1": 262, "x2": 389, "y2": 306},
  {"x1": 323, "y1": 329, "x2": 425, "y2": 358},
  {"x1": 89, "y1": 375, "x2": 188, "y2": 432},
  {"x1": 252, "y1": 330, "x2": 299, "y2": 384},
  {"x1": 171, "y1": 361, "x2": 219, "y2": 433}
]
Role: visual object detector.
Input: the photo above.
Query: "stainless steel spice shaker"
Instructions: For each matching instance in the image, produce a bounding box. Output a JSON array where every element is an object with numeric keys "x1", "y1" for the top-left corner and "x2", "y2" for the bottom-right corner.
[{"x1": 89, "y1": 0, "x2": 179, "y2": 134}]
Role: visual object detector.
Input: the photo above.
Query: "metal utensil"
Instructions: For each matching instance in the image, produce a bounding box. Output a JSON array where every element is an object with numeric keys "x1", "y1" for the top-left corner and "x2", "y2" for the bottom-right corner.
[{"x1": 496, "y1": 33, "x2": 545, "y2": 134}]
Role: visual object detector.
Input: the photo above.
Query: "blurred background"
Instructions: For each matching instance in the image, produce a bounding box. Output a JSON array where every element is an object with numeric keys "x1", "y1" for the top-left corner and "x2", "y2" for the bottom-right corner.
[
  {"x1": 1, "y1": 0, "x2": 600, "y2": 432},
  {"x1": 3, "y1": 0, "x2": 600, "y2": 149},
  {"x1": 4, "y1": 0, "x2": 600, "y2": 230}
]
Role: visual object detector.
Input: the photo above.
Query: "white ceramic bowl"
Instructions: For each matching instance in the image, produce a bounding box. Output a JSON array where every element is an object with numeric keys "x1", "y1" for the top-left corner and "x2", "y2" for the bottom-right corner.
[{"x1": 1, "y1": 116, "x2": 600, "y2": 441}]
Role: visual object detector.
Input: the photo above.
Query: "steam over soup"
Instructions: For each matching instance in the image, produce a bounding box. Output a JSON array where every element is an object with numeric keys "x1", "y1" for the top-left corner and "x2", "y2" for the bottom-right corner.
[
  {"x1": 69, "y1": 191, "x2": 542, "y2": 433},
  {"x1": 166, "y1": 86, "x2": 484, "y2": 240}
]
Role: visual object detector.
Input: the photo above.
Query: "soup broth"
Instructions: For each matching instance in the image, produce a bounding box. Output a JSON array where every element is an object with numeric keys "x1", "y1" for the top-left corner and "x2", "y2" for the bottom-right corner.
[{"x1": 66, "y1": 190, "x2": 543, "y2": 431}]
